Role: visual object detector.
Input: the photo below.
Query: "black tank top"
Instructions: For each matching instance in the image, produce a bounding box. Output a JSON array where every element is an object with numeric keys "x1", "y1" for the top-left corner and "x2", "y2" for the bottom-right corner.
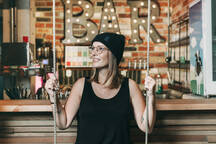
[{"x1": 75, "y1": 78, "x2": 131, "y2": 144}]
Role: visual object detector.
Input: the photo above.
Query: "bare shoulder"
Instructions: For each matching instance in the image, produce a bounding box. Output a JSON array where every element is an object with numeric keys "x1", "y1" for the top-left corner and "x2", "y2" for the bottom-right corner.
[
  {"x1": 128, "y1": 78, "x2": 143, "y2": 99},
  {"x1": 128, "y1": 78, "x2": 139, "y2": 90},
  {"x1": 73, "y1": 77, "x2": 85, "y2": 88},
  {"x1": 70, "y1": 77, "x2": 86, "y2": 96},
  {"x1": 128, "y1": 78, "x2": 144, "y2": 105},
  {"x1": 64, "y1": 77, "x2": 86, "y2": 119}
]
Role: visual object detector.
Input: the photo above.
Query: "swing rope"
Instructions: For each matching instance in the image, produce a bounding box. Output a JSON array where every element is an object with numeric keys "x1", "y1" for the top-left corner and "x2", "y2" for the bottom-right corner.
[
  {"x1": 145, "y1": 0, "x2": 151, "y2": 143},
  {"x1": 52, "y1": 0, "x2": 57, "y2": 143}
]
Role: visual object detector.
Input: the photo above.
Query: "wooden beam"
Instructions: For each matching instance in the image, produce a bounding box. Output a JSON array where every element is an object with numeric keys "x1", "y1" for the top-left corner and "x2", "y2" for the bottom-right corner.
[
  {"x1": 1, "y1": 99, "x2": 216, "y2": 112},
  {"x1": 0, "y1": 136, "x2": 76, "y2": 143}
]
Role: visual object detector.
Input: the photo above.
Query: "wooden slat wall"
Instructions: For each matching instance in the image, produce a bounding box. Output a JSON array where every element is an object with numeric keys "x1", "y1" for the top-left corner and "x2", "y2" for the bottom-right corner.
[
  {"x1": 0, "y1": 111, "x2": 216, "y2": 144},
  {"x1": 148, "y1": 110, "x2": 216, "y2": 144},
  {"x1": 0, "y1": 112, "x2": 76, "y2": 144}
]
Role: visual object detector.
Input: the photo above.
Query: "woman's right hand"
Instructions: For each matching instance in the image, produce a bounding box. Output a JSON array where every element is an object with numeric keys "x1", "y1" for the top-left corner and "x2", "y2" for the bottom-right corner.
[{"x1": 45, "y1": 75, "x2": 59, "y2": 103}]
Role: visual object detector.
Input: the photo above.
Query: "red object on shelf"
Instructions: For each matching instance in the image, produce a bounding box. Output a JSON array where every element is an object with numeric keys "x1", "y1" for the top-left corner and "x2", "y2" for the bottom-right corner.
[
  {"x1": 67, "y1": 61, "x2": 71, "y2": 66},
  {"x1": 23, "y1": 36, "x2": 29, "y2": 43}
]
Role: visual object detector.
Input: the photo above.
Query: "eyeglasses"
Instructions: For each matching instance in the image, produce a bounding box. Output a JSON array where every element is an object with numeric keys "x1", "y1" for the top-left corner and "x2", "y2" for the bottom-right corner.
[{"x1": 89, "y1": 46, "x2": 108, "y2": 54}]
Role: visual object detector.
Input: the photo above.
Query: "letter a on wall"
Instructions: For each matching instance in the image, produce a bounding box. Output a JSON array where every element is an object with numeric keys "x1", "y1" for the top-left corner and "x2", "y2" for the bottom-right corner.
[
  {"x1": 99, "y1": 0, "x2": 121, "y2": 34},
  {"x1": 62, "y1": 0, "x2": 98, "y2": 44}
]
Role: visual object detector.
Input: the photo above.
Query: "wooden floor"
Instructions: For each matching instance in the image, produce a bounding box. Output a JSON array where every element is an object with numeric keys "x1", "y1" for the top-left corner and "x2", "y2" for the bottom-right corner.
[{"x1": 0, "y1": 111, "x2": 216, "y2": 144}]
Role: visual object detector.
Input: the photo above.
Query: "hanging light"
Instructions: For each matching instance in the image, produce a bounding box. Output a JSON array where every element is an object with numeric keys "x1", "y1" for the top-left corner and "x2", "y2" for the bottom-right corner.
[
  {"x1": 133, "y1": 29, "x2": 137, "y2": 33},
  {"x1": 157, "y1": 39, "x2": 161, "y2": 43},
  {"x1": 107, "y1": 2, "x2": 111, "y2": 6},
  {"x1": 103, "y1": 16, "x2": 108, "y2": 19},
  {"x1": 85, "y1": 4, "x2": 90, "y2": 8},
  {"x1": 108, "y1": 23, "x2": 112, "y2": 28},
  {"x1": 114, "y1": 24, "x2": 118, "y2": 28},
  {"x1": 105, "y1": 8, "x2": 108, "y2": 12},
  {"x1": 87, "y1": 23, "x2": 91, "y2": 27},
  {"x1": 67, "y1": 19, "x2": 70, "y2": 23},
  {"x1": 152, "y1": 4, "x2": 156, "y2": 8},
  {"x1": 152, "y1": 16, "x2": 156, "y2": 20},
  {"x1": 102, "y1": 24, "x2": 106, "y2": 27},
  {"x1": 78, "y1": 1, "x2": 82, "y2": 5},
  {"x1": 86, "y1": 37, "x2": 89, "y2": 41},
  {"x1": 67, "y1": 29, "x2": 70, "y2": 33},
  {"x1": 141, "y1": 2, "x2": 144, "y2": 6},
  {"x1": 150, "y1": 29, "x2": 153, "y2": 33},
  {"x1": 133, "y1": 19, "x2": 137, "y2": 23},
  {"x1": 85, "y1": 13, "x2": 89, "y2": 16},
  {"x1": 134, "y1": 39, "x2": 137, "y2": 42},
  {"x1": 142, "y1": 19, "x2": 146, "y2": 23},
  {"x1": 76, "y1": 19, "x2": 80, "y2": 22},
  {"x1": 91, "y1": 30, "x2": 95, "y2": 34},
  {"x1": 133, "y1": 8, "x2": 137, "y2": 11},
  {"x1": 112, "y1": 16, "x2": 116, "y2": 20},
  {"x1": 67, "y1": 9, "x2": 70, "y2": 13},
  {"x1": 111, "y1": 8, "x2": 114, "y2": 12},
  {"x1": 66, "y1": 0, "x2": 70, "y2": 4}
]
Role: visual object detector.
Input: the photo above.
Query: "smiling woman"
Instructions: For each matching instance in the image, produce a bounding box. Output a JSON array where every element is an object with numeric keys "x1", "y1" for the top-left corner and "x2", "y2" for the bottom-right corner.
[
  {"x1": 89, "y1": 41, "x2": 110, "y2": 69},
  {"x1": 89, "y1": 32, "x2": 125, "y2": 88}
]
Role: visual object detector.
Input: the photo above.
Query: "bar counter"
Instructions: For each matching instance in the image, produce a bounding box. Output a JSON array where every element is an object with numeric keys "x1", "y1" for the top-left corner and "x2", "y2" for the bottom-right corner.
[
  {"x1": 1, "y1": 99, "x2": 216, "y2": 144},
  {"x1": 1, "y1": 99, "x2": 216, "y2": 112}
]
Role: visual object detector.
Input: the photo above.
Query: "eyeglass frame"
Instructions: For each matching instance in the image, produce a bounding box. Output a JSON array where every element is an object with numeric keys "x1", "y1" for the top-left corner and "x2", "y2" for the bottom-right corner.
[{"x1": 88, "y1": 46, "x2": 109, "y2": 54}]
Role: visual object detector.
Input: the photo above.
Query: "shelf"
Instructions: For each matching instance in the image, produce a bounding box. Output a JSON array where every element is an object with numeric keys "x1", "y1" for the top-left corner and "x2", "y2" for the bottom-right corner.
[
  {"x1": 168, "y1": 17, "x2": 190, "y2": 96},
  {"x1": 168, "y1": 62, "x2": 190, "y2": 69},
  {"x1": 169, "y1": 18, "x2": 189, "y2": 26},
  {"x1": 169, "y1": 36, "x2": 190, "y2": 47},
  {"x1": 1, "y1": 99, "x2": 216, "y2": 112},
  {"x1": 168, "y1": 84, "x2": 191, "y2": 93},
  {"x1": 157, "y1": 99, "x2": 216, "y2": 111},
  {"x1": 0, "y1": 67, "x2": 152, "y2": 74},
  {"x1": 0, "y1": 100, "x2": 53, "y2": 112},
  {"x1": 177, "y1": 18, "x2": 189, "y2": 25}
]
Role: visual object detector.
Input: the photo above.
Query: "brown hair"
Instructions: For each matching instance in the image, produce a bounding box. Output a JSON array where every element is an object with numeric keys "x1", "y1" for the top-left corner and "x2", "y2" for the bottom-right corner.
[{"x1": 90, "y1": 52, "x2": 123, "y2": 89}]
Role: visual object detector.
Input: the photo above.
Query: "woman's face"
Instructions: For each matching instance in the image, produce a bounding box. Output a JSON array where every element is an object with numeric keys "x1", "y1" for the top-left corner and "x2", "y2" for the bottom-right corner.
[{"x1": 90, "y1": 41, "x2": 110, "y2": 68}]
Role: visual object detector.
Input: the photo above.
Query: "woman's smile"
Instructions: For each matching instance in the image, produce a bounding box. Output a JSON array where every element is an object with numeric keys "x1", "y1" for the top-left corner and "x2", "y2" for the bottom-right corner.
[{"x1": 92, "y1": 58, "x2": 101, "y2": 62}]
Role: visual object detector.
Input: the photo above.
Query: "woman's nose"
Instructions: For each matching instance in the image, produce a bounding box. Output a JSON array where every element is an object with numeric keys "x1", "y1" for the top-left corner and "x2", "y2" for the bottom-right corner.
[
  {"x1": 91, "y1": 49, "x2": 99, "y2": 56},
  {"x1": 90, "y1": 51, "x2": 98, "y2": 57}
]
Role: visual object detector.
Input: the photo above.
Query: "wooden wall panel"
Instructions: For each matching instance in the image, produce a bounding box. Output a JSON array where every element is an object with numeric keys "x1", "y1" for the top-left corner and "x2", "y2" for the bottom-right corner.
[
  {"x1": 0, "y1": 111, "x2": 216, "y2": 144},
  {"x1": 2, "y1": 9, "x2": 10, "y2": 43}
]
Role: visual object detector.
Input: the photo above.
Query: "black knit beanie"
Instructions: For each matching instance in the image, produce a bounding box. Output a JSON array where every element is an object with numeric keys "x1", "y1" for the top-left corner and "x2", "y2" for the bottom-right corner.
[{"x1": 92, "y1": 32, "x2": 125, "y2": 65}]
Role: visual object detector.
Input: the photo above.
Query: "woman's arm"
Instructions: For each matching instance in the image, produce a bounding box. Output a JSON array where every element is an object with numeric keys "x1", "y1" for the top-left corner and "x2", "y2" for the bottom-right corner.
[
  {"x1": 45, "y1": 77, "x2": 85, "y2": 129},
  {"x1": 129, "y1": 77, "x2": 156, "y2": 133}
]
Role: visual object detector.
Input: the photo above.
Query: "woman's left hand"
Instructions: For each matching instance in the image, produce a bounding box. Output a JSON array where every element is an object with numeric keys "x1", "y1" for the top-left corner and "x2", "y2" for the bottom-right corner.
[{"x1": 144, "y1": 76, "x2": 156, "y2": 92}]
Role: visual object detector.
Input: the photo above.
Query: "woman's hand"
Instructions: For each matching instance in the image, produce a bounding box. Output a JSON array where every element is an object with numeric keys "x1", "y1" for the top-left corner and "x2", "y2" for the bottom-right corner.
[
  {"x1": 144, "y1": 75, "x2": 156, "y2": 92},
  {"x1": 45, "y1": 75, "x2": 59, "y2": 103}
]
